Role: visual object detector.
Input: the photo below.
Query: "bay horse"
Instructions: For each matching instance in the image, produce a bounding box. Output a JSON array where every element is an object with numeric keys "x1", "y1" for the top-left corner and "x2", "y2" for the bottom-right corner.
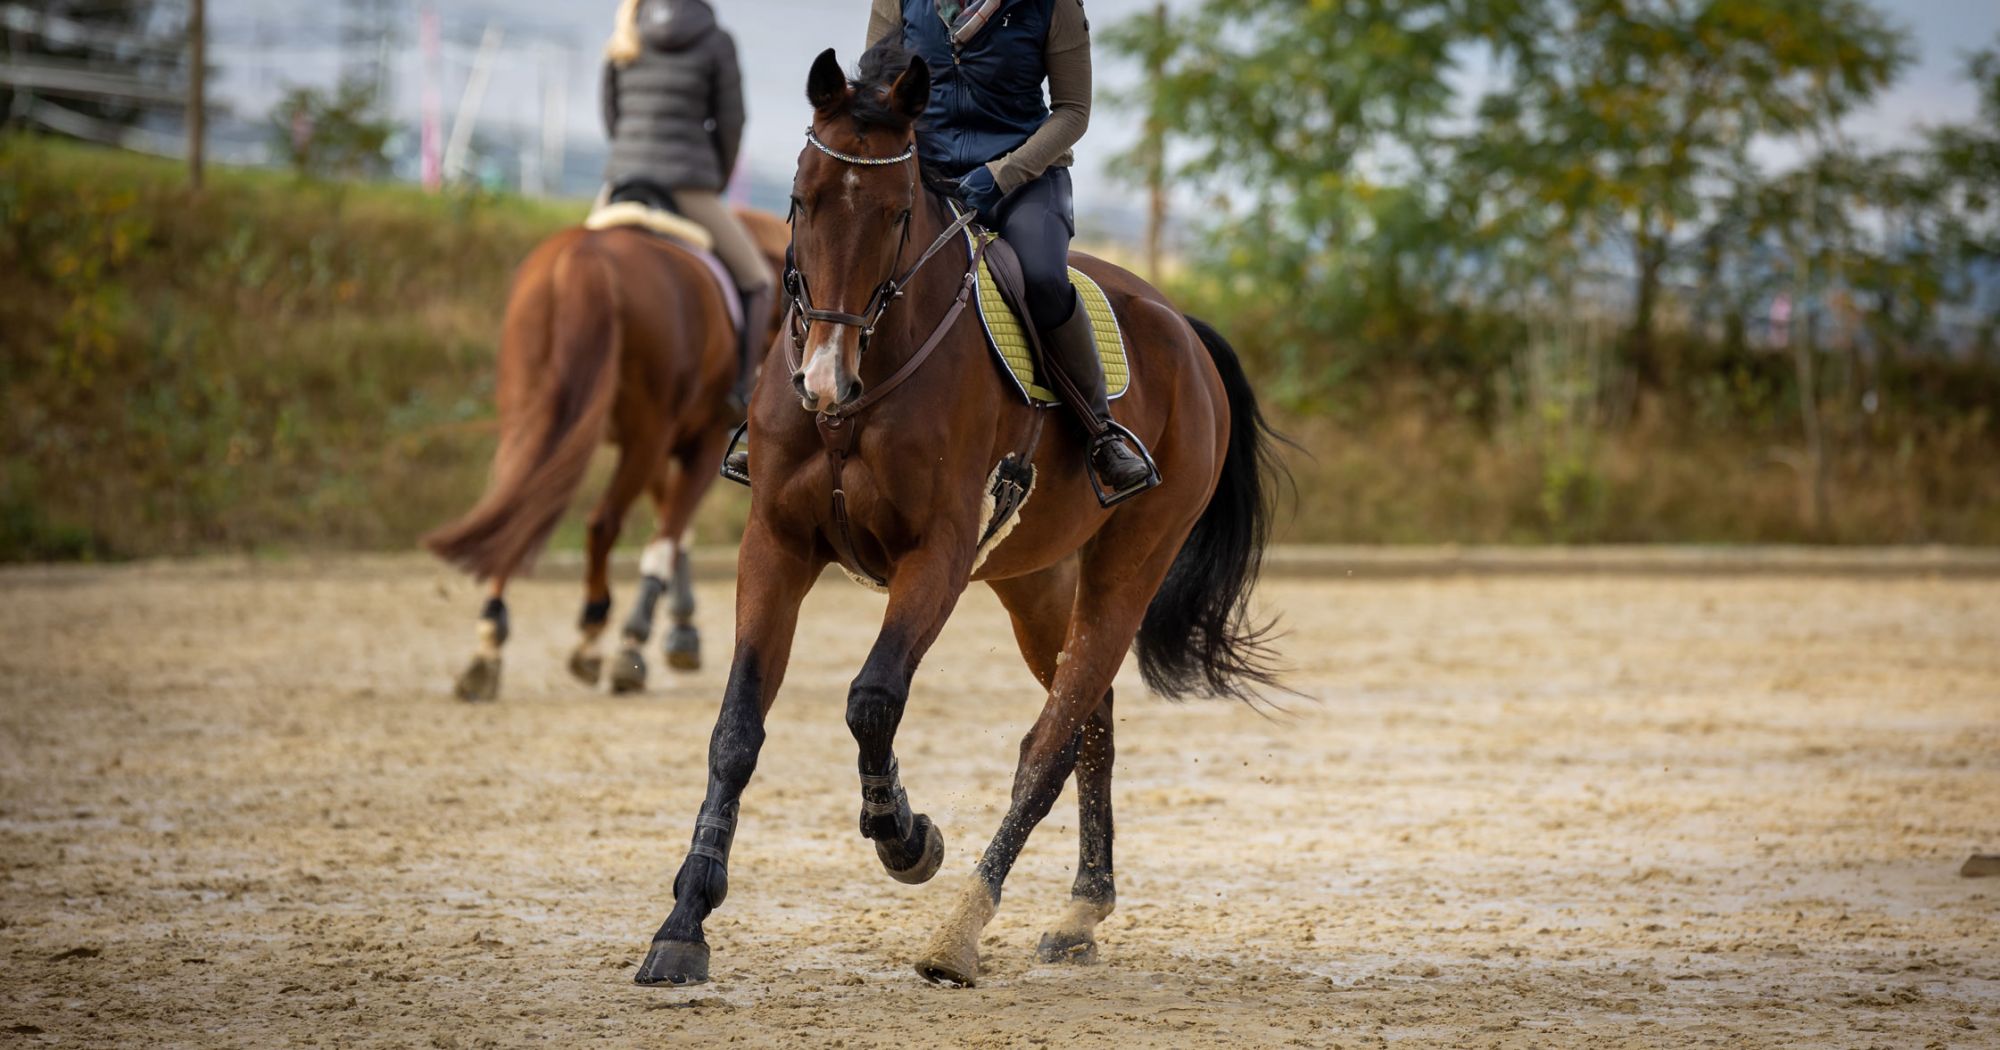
[
  {"x1": 633, "y1": 46, "x2": 1284, "y2": 989},
  {"x1": 425, "y1": 209, "x2": 787, "y2": 701}
]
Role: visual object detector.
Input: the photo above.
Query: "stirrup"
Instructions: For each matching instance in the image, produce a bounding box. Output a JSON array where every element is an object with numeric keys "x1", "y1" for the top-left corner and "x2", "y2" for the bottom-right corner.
[
  {"x1": 1088, "y1": 421, "x2": 1161, "y2": 509},
  {"x1": 719, "y1": 421, "x2": 751, "y2": 487}
]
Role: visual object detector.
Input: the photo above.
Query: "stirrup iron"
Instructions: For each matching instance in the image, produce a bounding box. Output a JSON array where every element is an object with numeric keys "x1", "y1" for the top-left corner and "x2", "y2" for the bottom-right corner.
[
  {"x1": 1088, "y1": 421, "x2": 1161, "y2": 509},
  {"x1": 719, "y1": 421, "x2": 751, "y2": 487}
]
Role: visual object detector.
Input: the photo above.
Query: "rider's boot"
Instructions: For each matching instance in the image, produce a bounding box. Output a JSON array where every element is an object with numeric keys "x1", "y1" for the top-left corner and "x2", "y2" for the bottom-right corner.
[
  {"x1": 727, "y1": 284, "x2": 774, "y2": 414},
  {"x1": 1040, "y1": 298, "x2": 1159, "y2": 506}
]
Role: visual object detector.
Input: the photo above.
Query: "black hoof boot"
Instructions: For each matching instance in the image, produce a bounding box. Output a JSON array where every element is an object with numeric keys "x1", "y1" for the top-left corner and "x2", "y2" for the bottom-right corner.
[
  {"x1": 609, "y1": 645, "x2": 647, "y2": 694},
  {"x1": 876, "y1": 813, "x2": 945, "y2": 885},
  {"x1": 666, "y1": 624, "x2": 701, "y2": 672},
  {"x1": 634, "y1": 939, "x2": 710, "y2": 987}
]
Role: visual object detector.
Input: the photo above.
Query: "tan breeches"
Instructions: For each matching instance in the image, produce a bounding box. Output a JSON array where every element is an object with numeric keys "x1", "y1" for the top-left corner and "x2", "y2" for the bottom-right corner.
[{"x1": 670, "y1": 189, "x2": 774, "y2": 293}]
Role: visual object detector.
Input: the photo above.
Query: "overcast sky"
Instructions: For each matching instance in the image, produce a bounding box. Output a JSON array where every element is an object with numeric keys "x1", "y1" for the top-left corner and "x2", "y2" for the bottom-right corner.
[{"x1": 214, "y1": 0, "x2": 2000, "y2": 208}]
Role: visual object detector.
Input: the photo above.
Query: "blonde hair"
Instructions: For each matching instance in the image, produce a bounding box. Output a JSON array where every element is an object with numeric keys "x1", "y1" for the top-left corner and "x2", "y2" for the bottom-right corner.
[{"x1": 605, "y1": 0, "x2": 642, "y2": 67}]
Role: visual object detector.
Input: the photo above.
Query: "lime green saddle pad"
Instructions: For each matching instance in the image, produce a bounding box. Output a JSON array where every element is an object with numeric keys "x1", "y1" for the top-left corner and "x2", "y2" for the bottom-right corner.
[{"x1": 970, "y1": 231, "x2": 1130, "y2": 404}]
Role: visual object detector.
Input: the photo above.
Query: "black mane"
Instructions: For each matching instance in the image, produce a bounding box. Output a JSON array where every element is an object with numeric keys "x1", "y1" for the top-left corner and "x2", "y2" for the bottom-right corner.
[{"x1": 848, "y1": 42, "x2": 963, "y2": 202}]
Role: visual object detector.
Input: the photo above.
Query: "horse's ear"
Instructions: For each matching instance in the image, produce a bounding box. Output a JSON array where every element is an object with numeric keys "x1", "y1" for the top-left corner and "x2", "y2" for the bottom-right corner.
[
  {"x1": 889, "y1": 56, "x2": 930, "y2": 123},
  {"x1": 807, "y1": 48, "x2": 848, "y2": 113}
]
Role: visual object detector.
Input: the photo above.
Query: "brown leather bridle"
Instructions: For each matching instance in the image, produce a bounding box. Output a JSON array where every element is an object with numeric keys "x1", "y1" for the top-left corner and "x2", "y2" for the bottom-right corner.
[
  {"x1": 780, "y1": 126, "x2": 987, "y2": 586},
  {"x1": 784, "y1": 127, "x2": 978, "y2": 364}
]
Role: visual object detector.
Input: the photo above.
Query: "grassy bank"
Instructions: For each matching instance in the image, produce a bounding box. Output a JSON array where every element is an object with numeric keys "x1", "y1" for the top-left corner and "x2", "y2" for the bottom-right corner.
[
  {"x1": 1, "y1": 137, "x2": 1993, "y2": 560},
  {"x1": 0, "y1": 136, "x2": 739, "y2": 561}
]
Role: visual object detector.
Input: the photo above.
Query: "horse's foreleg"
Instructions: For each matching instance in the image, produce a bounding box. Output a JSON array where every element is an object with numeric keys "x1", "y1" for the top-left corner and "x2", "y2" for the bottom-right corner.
[
  {"x1": 847, "y1": 545, "x2": 975, "y2": 885},
  {"x1": 453, "y1": 576, "x2": 510, "y2": 702},
  {"x1": 635, "y1": 520, "x2": 820, "y2": 988},
  {"x1": 611, "y1": 464, "x2": 685, "y2": 693},
  {"x1": 572, "y1": 436, "x2": 661, "y2": 688},
  {"x1": 916, "y1": 546, "x2": 1175, "y2": 987}
]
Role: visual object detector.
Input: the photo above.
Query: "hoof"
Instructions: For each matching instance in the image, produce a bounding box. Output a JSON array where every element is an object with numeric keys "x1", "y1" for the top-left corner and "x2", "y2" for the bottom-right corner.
[
  {"x1": 634, "y1": 938, "x2": 710, "y2": 987},
  {"x1": 609, "y1": 646, "x2": 647, "y2": 694},
  {"x1": 914, "y1": 943, "x2": 979, "y2": 988},
  {"x1": 665, "y1": 625, "x2": 701, "y2": 672},
  {"x1": 1035, "y1": 929, "x2": 1099, "y2": 965},
  {"x1": 453, "y1": 656, "x2": 501, "y2": 702},
  {"x1": 568, "y1": 650, "x2": 603, "y2": 686},
  {"x1": 914, "y1": 876, "x2": 996, "y2": 988},
  {"x1": 877, "y1": 814, "x2": 945, "y2": 886}
]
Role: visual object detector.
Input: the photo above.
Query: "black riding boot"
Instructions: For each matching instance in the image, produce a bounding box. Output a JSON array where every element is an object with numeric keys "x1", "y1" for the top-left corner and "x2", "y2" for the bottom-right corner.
[
  {"x1": 1040, "y1": 300, "x2": 1159, "y2": 505},
  {"x1": 727, "y1": 284, "x2": 774, "y2": 414}
]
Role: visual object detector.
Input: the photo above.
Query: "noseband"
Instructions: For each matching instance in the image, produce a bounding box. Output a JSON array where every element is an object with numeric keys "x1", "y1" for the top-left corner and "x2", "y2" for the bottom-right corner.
[{"x1": 785, "y1": 127, "x2": 978, "y2": 366}]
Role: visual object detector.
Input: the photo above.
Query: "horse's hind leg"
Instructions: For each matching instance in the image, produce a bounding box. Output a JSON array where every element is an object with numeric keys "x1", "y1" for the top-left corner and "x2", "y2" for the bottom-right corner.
[
  {"x1": 611, "y1": 430, "x2": 726, "y2": 691},
  {"x1": 610, "y1": 466, "x2": 677, "y2": 693},
  {"x1": 990, "y1": 564, "x2": 1116, "y2": 965},
  {"x1": 453, "y1": 575, "x2": 510, "y2": 702},
  {"x1": 917, "y1": 540, "x2": 1178, "y2": 987},
  {"x1": 661, "y1": 430, "x2": 731, "y2": 673},
  {"x1": 571, "y1": 433, "x2": 663, "y2": 688},
  {"x1": 1039, "y1": 687, "x2": 1115, "y2": 963}
]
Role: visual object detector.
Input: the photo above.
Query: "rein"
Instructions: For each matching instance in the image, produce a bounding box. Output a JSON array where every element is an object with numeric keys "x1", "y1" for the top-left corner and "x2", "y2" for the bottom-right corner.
[{"x1": 783, "y1": 127, "x2": 988, "y2": 586}]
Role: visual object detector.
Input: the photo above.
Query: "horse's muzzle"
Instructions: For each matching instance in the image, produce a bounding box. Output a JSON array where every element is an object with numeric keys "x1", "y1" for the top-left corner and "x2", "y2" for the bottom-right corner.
[{"x1": 793, "y1": 367, "x2": 864, "y2": 413}]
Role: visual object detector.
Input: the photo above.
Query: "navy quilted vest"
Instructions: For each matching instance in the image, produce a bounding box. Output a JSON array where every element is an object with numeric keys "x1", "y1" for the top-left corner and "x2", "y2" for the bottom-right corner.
[{"x1": 897, "y1": 0, "x2": 1055, "y2": 178}]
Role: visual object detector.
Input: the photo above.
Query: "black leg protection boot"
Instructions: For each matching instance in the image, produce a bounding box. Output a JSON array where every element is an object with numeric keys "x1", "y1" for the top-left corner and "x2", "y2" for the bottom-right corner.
[
  {"x1": 727, "y1": 284, "x2": 774, "y2": 414},
  {"x1": 1039, "y1": 299, "x2": 1160, "y2": 505}
]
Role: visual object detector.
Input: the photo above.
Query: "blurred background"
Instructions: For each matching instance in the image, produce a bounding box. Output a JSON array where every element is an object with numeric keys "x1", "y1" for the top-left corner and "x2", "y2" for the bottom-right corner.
[{"x1": 3, "y1": 0, "x2": 1997, "y2": 560}]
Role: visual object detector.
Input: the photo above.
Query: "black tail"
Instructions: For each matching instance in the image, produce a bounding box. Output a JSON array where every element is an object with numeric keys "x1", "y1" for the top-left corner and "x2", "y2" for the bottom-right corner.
[{"x1": 1135, "y1": 316, "x2": 1290, "y2": 704}]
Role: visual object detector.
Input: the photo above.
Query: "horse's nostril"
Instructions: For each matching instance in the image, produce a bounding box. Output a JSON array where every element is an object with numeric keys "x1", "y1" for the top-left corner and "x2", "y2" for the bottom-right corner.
[
  {"x1": 791, "y1": 371, "x2": 808, "y2": 395},
  {"x1": 843, "y1": 379, "x2": 865, "y2": 405}
]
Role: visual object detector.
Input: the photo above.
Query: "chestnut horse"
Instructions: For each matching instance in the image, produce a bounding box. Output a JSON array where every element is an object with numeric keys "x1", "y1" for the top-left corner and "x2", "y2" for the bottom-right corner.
[
  {"x1": 633, "y1": 48, "x2": 1284, "y2": 989},
  {"x1": 425, "y1": 211, "x2": 786, "y2": 701}
]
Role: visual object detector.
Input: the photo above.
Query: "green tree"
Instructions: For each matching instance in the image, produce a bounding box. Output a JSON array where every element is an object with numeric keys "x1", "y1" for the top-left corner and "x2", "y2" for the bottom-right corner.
[
  {"x1": 1462, "y1": 0, "x2": 1909, "y2": 388},
  {"x1": 268, "y1": 77, "x2": 392, "y2": 180},
  {"x1": 1924, "y1": 38, "x2": 2000, "y2": 264},
  {"x1": 1102, "y1": 0, "x2": 1521, "y2": 400}
]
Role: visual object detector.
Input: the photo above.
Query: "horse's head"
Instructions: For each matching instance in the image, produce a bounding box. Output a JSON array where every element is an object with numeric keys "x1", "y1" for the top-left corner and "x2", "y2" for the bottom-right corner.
[{"x1": 789, "y1": 46, "x2": 931, "y2": 413}]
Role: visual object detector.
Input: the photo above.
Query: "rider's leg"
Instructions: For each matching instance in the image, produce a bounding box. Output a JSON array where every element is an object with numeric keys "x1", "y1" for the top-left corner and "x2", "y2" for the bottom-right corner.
[
  {"x1": 999, "y1": 168, "x2": 1158, "y2": 502},
  {"x1": 672, "y1": 189, "x2": 775, "y2": 413}
]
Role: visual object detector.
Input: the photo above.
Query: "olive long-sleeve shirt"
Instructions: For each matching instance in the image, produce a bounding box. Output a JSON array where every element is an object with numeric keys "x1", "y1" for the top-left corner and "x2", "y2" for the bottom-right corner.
[{"x1": 865, "y1": 0, "x2": 1091, "y2": 194}]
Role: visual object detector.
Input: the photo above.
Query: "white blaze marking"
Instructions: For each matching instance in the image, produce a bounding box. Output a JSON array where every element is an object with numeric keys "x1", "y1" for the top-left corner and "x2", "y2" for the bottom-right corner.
[{"x1": 800, "y1": 329, "x2": 848, "y2": 408}]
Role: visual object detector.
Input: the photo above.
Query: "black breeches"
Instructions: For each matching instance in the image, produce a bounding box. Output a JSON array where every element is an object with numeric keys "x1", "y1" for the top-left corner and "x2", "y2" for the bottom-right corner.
[{"x1": 994, "y1": 166, "x2": 1078, "y2": 329}]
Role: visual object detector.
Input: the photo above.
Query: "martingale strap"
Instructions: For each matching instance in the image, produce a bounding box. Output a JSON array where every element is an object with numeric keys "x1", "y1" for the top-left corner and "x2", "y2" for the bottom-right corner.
[
  {"x1": 806, "y1": 234, "x2": 987, "y2": 588},
  {"x1": 783, "y1": 124, "x2": 996, "y2": 589}
]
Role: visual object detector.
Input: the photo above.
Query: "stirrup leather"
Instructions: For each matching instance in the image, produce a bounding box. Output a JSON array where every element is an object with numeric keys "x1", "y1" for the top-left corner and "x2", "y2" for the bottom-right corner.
[{"x1": 1087, "y1": 421, "x2": 1161, "y2": 508}]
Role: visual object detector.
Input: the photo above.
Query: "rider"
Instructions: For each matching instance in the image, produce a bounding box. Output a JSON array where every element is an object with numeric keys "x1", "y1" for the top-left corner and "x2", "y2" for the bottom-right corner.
[
  {"x1": 725, "y1": 0, "x2": 1157, "y2": 499},
  {"x1": 602, "y1": 0, "x2": 774, "y2": 411},
  {"x1": 867, "y1": 0, "x2": 1157, "y2": 499}
]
